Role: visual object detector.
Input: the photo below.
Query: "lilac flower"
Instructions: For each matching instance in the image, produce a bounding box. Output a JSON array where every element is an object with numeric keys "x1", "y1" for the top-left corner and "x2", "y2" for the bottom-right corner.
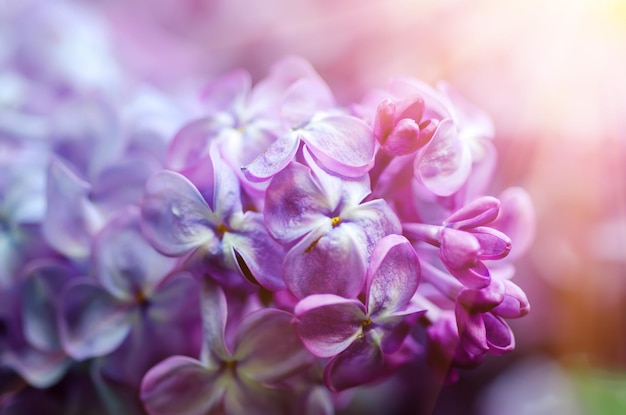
[
  {"x1": 295, "y1": 235, "x2": 424, "y2": 391},
  {"x1": 264, "y1": 150, "x2": 401, "y2": 298},
  {"x1": 59, "y1": 207, "x2": 201, "y2": 385},
  {"x1": 140, "y1": 279, "x2": 313, "y2": 415},
  {"x1": 404, "y1": 196, "x2": 511, "y2": 288},
  {"x1": 166, "y1": 57, "x2": 324, "y2": 187},
  {"x1": 42, "y1": 95, "x2": 164, "y2": 259},
  {"x1": 1, "y1": 259, "x2": 75, "y2": 388},
  {"x1": 242, "y1": 59, "x2": 375, "y2": 181},
  {"x1": 454, "y1": 277, "x2": 530, "y2": 364},
  {"x1": 141, "y1": 147, "x2": 285, "y2": 290},
  {"x1": 365, "y1": 78, "x2": 495, "y2": 204},
  {"x1": 420, "y1": 262, "x2": 530, "y2": 377},
  {"x1": 0, "y1": 19, "x2": 535, "y2": 413}
]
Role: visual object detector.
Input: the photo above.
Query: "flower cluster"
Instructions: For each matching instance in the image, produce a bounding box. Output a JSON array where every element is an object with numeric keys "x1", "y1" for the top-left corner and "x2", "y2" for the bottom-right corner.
[{"x1": 0, "y1": 6, "x2": 533, "y2": 413}]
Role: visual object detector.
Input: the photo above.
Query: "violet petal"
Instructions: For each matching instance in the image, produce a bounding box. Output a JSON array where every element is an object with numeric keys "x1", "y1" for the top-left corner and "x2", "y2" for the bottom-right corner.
[
  {"x1": 323, "y1": 336, "x2": 384, "y2": 392},
  {"x1": 59, "y1": 280, "x2": 133, "y2": 360},
  {"x1": 366, "y1": 235, "x2": 420, "y2": 318},
  {"x1": 300, "y1": 114, "x2": 375, "y2": 178},
  {"x1": 445, "y1": 196, "x2": 500, "y2": 229},
  {"x1": 140, "y1": 356, "x2": 223, "y2": 415},
  {"x1": 234, "y1": 309, "x2": 313, "y2": 383},
  {"x1": 416, "y1": 119, "x2": 471, "y2": 197},
  {"x1": 141, "y1": 170, "x2": 217, "y2": 256},
  {"x1": 283, "y1": 226, "x2": 367, "y2": 299},
  {"x1": 94, "y1": 207, "x2": 175, "y2": 300},
  {"x1": 242, "y1": 132, "x2": 300, "y2": 182},
  {"x1": 483, "y1": 312, "x2": 515, "y2": 353},
  {"x1": 264, "y1": 162, "x2": 332, "y2": 244},
  {"x1": 295, "y1": 294, "x2": 366, "y2": 358}
]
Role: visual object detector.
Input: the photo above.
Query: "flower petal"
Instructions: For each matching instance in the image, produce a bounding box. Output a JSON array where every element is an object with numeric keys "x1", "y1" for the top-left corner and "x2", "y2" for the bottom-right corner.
[
  {"x1": 94, "y1": 207, "x2": 175, "y2": 299},
  {"x1": 210, "y1": 146, "x2": 243, "y2": 219},
  {"x1": 228, "y1": 213, "x2": 286, "y2": 291},
  {"x1": 343, "y1": 199, "x2": 402, "y2": 253},
  {"x1": 416, "y1": 119, "x2": 471, "y2": 197},
  {"x1": 491, "y1": 187, "x2": 536, "y2": 260},
  {"x1": 366, "y1": 235, "x2": 420, "y2": 317},
  {"x1": 264, "y1": 162, "x2": 331, "y2": 244},
  {"x1": 294, "y1": 294, "x2": 366, "y2": 358},
  {"x1": 166, "y1": 118, "x2": 217, "y2": 176},
  {"x1": 492, "y1": 279, "x2": 530, "y2": 318},
  {"x1": 59, "y1": 280, "x2": 133, "y2": 360},
  {"x1": 280, "y1": 77, "x2": 335, "y2": 127},
  {"x1": 449, "y1": 260, "x2": 491, "y2": 290},
  {"x1": 283, "y1": 226, "x2": 367, "y2": 299},
  {"x1": 89, "y1": 156, "x2": 157, "y2": 215},
  {"x1": 445, "y1": 196, "x2": 500, "y2": 229},
  {"x1": 141, "y1": 356, "x2": 223, "y2": 415},
  {"x1": 42, "y1": 158, "x2": 103, "y2": 258},
  {"x1": 375, "y1": 312, "x2": 423, "y2": 355},
  {"x1": 200, "y1": 278, "x2": 230, "y2": 363},
  {"x1": 440, "y1": 228, "x2": 481, "y2": 270},
  {"x1": 141, "y1": 170, "x2": 217, "y2": 256},
  {"x1": 149, "y1": 273, "x2": 202, "y2": 325},
  {"x1": 302, "y1": 146, "x2": 371, "y2": 209},
  {"x1": 234, "y1": 309, "x2": 313, "y2": 383},
  {"x1": 455, "y1": 306, "x2": 488, "y2": 354},
  {"x1": 472, "y1": 227, "x2": 511, "y2": 260},
  {"x1": 383, "y1": 118, "x2": 423, "y2": 155},
  {"x1": 300, "y1": 114, "x2": 375, "y2": 178},
  {"x1": 3, "y1": 348, "x2": 71, "y2": 388},
  {"x1": 242, "y1": 132, "x2": 300, "y2": 182},
  {"x1": 21, "y1": 260, "x2": 71, "y2": 352},
  {"x1": 457, "y1": 279, "x2": 506, "y2": 314},
  {"x1": 483, "y1": 313, "x2": 515, "y2": 353},
  {"x1": 323, "y1": 336, "x2": 384, "y2": 392}
]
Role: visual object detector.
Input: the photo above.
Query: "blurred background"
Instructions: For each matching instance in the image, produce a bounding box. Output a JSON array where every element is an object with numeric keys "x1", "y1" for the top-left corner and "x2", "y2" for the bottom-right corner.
[{"x1": 3, "y1": 0, "x2": 626, "y2": 413}]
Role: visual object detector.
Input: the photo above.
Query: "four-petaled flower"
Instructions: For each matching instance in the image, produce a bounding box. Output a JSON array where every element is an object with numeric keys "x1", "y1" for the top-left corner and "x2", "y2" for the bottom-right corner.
[
  {"x1": 141, "y1": 146, "x2": 285, "y2": 290},
  {"x1": 264, "y1": 150, "x2": 401, "y2": 298},
  {"x1": 140, "y1": 279, "x2": 313, "y2": 415},
  {"x1": 295, "y1": 235, "x2": 424, "y2": 391}
]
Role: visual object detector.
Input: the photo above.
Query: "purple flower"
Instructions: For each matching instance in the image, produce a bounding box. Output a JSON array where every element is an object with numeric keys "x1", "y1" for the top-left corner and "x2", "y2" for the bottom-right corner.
[
  {"x1": 425, "y1": 274, "x2": 530, "y2": 376},
  {"x1": 140, "y1": 279, "x2": 313, "y2": 415},
  {"x1": 455, "y1": 278, "x2": 529, "y2": 365},
  {"x1": 264, "y1": 150, "x2": 401, "y2": 298},
  {"x1": 43, "y1": 151, "x2": 159, "y2": 259},
  {"x1": 1, "y1": 259, "x2": 75, "y2": 388},
  {"x1": 404, "y1": 196, "x2": 511, "y2": 288},
  {"x1": 59, "y1": 207, "x2": 201, "y2": 385},
  {"x1": 141, "y1": 147, "x2": 285, "y2": 290},
  {"x1": 295, "y1": 235, "x2": 424, "y2": 391},
  {"x1": 373, "y1": 96, "x2": 437, "y2": 156},
  {"x1": 242, "y1": 59, "x2": 375, "y2": 181}
]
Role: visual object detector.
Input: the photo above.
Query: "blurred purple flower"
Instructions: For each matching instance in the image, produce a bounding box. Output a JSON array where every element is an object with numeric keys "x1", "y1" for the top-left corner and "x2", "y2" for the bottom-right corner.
[
  {"x1": 140, "y1": 279, "x2": 313, "y2": 415},
  {"x1": 1, "y1": 259, "x2": 76, "y2": 388},
  {"x1": 59, "y1": 208, "x2": 201, "y2": 385}
]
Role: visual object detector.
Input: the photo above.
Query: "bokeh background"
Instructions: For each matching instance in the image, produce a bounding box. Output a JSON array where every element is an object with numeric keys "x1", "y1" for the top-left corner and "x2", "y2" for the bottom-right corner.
[{"x1": 3, "y1": 0, "x2": 626, "y2": 413}]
